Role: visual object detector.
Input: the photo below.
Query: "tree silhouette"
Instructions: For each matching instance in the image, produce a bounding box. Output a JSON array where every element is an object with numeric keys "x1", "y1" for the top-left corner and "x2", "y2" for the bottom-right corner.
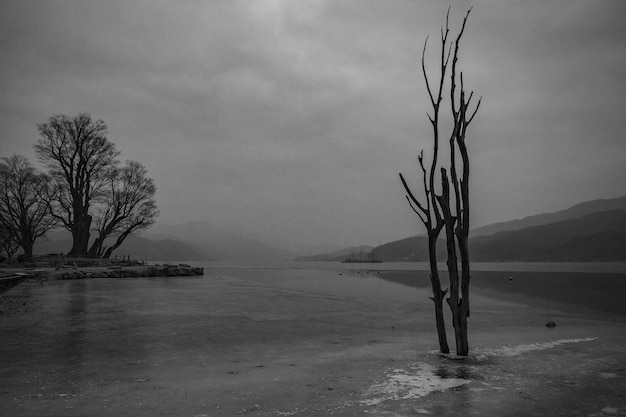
[
  {"x1": 88, "y1": 160, "x2": 158, "y2": 258},
  {"x1": 400, "y1": 8, "x2": 480, "y2": 356},
  {"x1": 0, "y1": 222, "x2": 20, "y2": 262},
  {"x1": 0, "y1": 155, "x2": 57, "y2": 262},
  {"x1": 438, "y1": 8, "x2": 481, "y2": 356},
  {"x1": 34, "y1": 113, "x2": 119, "y2": 257}
]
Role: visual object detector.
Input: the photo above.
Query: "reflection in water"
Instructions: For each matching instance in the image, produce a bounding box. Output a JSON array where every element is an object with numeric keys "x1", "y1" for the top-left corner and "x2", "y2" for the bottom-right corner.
[
  {"x1": 52, "y1": 280, "x2": 153, "y2": 386},
  {"x1": 375, "y1": 270, "x2": 626, "y2": 316},
  {"x1": 203, "y1": 265, "x2": 626, "y2": 315},
  {"x1": 434, "y1": 364, "x2": 474, "y2": 416},
  {"x1": 262, "y1": 268, "x2": 430, "y2": 303},
  {"x1": 435, "y1": 364, "x2": 473, "y2": 380},
  {"x1": 430, "y1": 385, "x2": 473, "y2": 417},
  {"x1": 65, "y1": 281, "x2": 88, "y2": 366}
]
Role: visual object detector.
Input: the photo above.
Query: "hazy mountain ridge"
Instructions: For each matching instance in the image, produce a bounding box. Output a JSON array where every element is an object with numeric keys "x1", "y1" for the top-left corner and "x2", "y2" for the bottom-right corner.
[
  {"x1": 34, "y1": 221, "x2": 298, "y2": 261},
  {"x1": 106, "y1": 236, "x2": 205, "y2": 261},
  {"x1": 32, "y1": 196, "x2": 626, "y2": 262},
  {"x1": 470, "y1": 209, "x2": 626, "y2": 261},
  {"x1": 471, "y1": 196, "x2": 626, "y2": 237},
  {"x1": 303, "y1": 196, "x2": 626, "y2": 262},
  {"x1": 34, "y1": 231, "x2": 206, "y2": 261},
  {"x1": 368, "y1": 208, "x2": 626, "y2": 262},
  {"x1": 370, "y1": 237, "x2": 430, "y2": 262},
  {"x1": 294, "y1": 245, "x2": 374, "y2": 262},
  {"x1": 146, "y1": 221, "x2": 297, "y2": 261}
]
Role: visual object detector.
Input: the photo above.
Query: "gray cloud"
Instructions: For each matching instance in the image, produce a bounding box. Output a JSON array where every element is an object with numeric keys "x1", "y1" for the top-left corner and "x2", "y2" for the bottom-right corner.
[{"x1": 1, "y1": 0, "x2": 625, "y2": 247}]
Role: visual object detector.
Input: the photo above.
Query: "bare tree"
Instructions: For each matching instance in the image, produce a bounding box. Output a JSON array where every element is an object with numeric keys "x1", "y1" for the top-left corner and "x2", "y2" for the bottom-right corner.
[
  {"x1": 0, "y1": 224, "x2": 20, "y2": 262},
  {"x1": 0, "y1": 155, "x2": 57, "y2": 262},
  {"x1": 34, "y1": 113, "x2": 120, "y2": 256},
  {"x1": 398, "y1": 14, "x2": 456, "y2": 353},
  {"x1": 101, "y1": 198, "x2": 158, "y2": 259},
  {"x1": 400, "y1": 8, "x2": 480, "y2": 356},
  {"x1": 439, "y1": 8, "x2": 481, "y2": 356},
  {"x1": 88, "y1": 160, "x2": 158, "y2": 257}
]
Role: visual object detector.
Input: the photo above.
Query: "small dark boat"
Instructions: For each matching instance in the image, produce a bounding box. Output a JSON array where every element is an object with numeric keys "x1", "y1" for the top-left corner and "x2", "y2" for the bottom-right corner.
[{"x1": 0, "y1": 273, "x2": 29, "y2": 295}]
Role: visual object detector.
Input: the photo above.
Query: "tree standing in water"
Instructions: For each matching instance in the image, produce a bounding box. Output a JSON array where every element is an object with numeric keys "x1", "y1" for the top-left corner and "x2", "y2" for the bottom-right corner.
[
  {"x1": 400, "y1": 8, "x2": 480, "y2": 356},
  {"x1": 440, "y1": 8, "x2": 481, "y2": 356}
]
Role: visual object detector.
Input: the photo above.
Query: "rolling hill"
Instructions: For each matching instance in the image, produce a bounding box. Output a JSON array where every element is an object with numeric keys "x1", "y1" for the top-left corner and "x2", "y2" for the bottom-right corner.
[
  {"x1": 145, "y1": 221, "x2": 296, "y2": 261},
  {"x1": 294, "y1": 245, "x2": 374, "y2": 262},
  {"x1": 469, "y1": 209, "x2": 626, "y2": 261},
  {"x1": 33, "y1": 230, "x2": 205, "y2": 261},
  {"x1": 471, "y1": 195, "x2": 626, "y2": 237},
  {"x1": 368, "y1": 208, "x2": 626, "y2": 262},
  {"x1": 33, "y1": 221, "x2": 297, "y2": 262}
]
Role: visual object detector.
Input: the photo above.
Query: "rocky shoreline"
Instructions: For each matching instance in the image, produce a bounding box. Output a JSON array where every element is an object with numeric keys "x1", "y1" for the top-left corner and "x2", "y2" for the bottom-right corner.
[{"x1": 12, "y1": 264, "x2": 204, "y2": 281}]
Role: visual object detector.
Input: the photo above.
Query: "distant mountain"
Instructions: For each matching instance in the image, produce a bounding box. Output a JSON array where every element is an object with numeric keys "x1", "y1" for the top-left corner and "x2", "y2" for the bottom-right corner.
[
  {"x1": 105, "y1": 236, "x2": 205, "y2": 261},
  {"x1": 146, "y1": 221, "x2": 297, "y2": 261},
  {"x1": 241, "y1": 231, "x2": 342, "y2": 257},
  {"x1": 33, "y1": 230, "x2": 203, "y2": 261},
  {"x1": 32, "y1": 221, "x2": 300, "y2": 262},
  {"x1": 471, "y1": 195, "x2": 626, "y2": 237},
  {"x1": 470, "y1": 209, "x2": 626, "y2": 261},
  {"x1": 370, "y1": 209, "x2": 626, "y2": 262},
  {"x1": 294, "y1": 245, "x2": 374, "y2": 262},
  {"x1": 370, "y1": 237, "x2": 430, "y2": 262}
]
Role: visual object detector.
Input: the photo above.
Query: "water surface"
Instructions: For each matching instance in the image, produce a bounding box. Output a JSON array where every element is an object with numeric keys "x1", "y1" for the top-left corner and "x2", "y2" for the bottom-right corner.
[{"x1": 197, "y1": 261, "x2": 626, "y2": 317}]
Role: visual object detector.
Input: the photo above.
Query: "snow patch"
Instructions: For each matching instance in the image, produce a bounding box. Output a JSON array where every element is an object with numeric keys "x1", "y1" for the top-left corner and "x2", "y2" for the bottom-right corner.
[
  {"x1": 475, "y1": 337, "x2": 598, "y2": 359},
  {"x1": 361, "y1": 363, "x2": 470, "y2": 406}
]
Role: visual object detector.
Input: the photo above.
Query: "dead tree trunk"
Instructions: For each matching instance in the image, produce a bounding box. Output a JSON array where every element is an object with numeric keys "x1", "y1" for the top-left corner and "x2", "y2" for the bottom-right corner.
[
  {"x1": 427, "y1": 231, "x2": 449, "y2": 353},
  {"x1": 440, "y1": 8, "x2": 481, "y2": 356},
  {"x1": 438, "y1": 168, "x2": 464, "y2": 354},
  {"x1": 399, "y1": 7, "x2": 480, "y2": 356},
  {"x1": 400, "y1": 171, "x2": 449, "y2": 354},
  {"x1": 453, "y1": 134, "x2": 471, "y2": 355},
  {"x1": 398, "y1": 7, "x2": 463, "y2": 355}
]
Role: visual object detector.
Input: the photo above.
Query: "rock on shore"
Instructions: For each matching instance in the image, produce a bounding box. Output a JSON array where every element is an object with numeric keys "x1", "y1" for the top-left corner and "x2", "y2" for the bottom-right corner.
[{"x1": 30, "y1": 265, "x2": 204, "y2": 281}]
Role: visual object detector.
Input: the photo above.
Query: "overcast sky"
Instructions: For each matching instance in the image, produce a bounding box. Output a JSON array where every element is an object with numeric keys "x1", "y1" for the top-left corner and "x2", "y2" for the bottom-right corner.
[{"x1": 1, "y1": 0, "x2": 625, "y2": 247}]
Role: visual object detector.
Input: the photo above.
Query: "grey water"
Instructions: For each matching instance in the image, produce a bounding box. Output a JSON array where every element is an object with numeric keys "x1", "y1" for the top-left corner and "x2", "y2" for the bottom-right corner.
[
  {"x1": 198, "y1": 261, "x2": 626, "y2": 318},
  {"x1": 5, "y1": 261, "x2": 625, "y2": 319}
]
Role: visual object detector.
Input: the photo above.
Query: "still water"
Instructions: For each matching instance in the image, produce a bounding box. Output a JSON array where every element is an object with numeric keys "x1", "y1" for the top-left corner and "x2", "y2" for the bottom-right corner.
[
  {"x1": 194, "y1": 261, "x2": 626, "y2": 317},
  {"x1": 4, "y1": 263, "x2": 625, "y2": 417}
]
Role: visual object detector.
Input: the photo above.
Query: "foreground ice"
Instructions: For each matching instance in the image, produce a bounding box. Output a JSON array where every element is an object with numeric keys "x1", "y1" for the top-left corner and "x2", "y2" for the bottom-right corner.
[
  {"x1": 361, "y1": 363, "x2": 470, "y2": 406},
  {"x1": 474, "y1": 337, "x2": 598, "y2": 359},
  {"x1": 361, "y1": 337, "x2": 598, "y2": 406}
]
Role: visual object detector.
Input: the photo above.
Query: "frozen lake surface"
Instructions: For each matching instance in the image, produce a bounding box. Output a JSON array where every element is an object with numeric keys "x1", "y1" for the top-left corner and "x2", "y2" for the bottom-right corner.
[
  {"x1": 1, "y1": 261, "x2": 625, "y2": 416},
  {"x1": 201, "y1": 261, "x2": 626, "y2": 317}
]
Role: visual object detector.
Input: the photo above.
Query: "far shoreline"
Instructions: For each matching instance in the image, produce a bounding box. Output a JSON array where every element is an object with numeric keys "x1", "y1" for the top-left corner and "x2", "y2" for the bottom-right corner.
[{"x1": 195, "y1": 260, "x2": 626, "y2": 274}]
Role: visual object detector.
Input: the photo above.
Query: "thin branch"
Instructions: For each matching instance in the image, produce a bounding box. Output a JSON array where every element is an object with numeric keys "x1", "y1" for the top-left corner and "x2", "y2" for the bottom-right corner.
[
  {"x1": 399, "y1": 173, "x2": 428, "y2": 216},
  {"x1": 467, "y1": 97, "x2": 482, "y2": 125},
  {"x1": 406, "y1": 196, "x2": 428, "y2": 225},
  {"x1": 422, "y1": 36, "x2": 436, "y2": 108}
]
